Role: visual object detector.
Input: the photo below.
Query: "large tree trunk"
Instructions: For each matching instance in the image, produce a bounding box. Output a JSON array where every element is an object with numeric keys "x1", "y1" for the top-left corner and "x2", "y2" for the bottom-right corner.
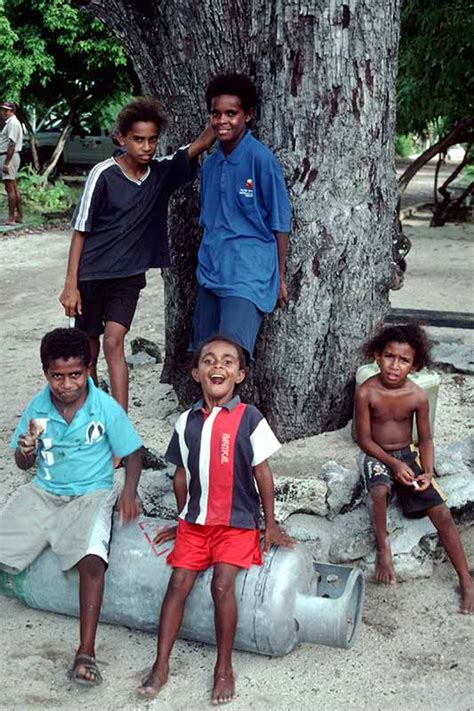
[{"x1": 80, "y1": 0, "x2": 400, "y2": 441}]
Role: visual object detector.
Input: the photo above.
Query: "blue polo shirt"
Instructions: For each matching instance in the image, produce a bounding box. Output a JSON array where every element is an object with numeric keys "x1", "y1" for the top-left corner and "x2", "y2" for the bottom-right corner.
[
  {"x1": 11, "y1": 378, "x2": 143, "y2": 496},
  {"x1": 197, "y1": 131, "x2": 291, "y2": 313},
  {"x1": 72, "y1": 147, "x2": 197, "y2": 280}
]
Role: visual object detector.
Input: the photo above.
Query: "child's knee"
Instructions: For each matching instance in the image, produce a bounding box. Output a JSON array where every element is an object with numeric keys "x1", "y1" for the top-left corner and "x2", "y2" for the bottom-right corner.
[
  {"x1": 167, "y1": 569, "x2": 196, "y2": 598},
  {"x1": 369, "y1": 484, "x2": 390, "y2": 501},
  {"x1": 103, "y1": 332, "x2": 125, "y2": 360},
  {"x1": 211, "y1": 571, "x2": 237, "y2": 602},
  {"x1": 77, "y1": 554, "x2": 106, "y2": 579}
]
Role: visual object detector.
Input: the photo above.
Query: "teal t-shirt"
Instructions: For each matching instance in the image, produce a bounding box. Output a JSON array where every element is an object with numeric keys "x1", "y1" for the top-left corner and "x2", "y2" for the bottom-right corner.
[{"x1": 11, "y1": 378, "x2": 143, "y2": 496}]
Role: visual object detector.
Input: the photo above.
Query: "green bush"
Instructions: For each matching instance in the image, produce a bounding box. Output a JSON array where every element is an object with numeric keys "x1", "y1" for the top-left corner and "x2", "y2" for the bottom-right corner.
[
  {"x1": 17, "y1": 168, "x2": 74, "y2": 212},
  {"x1": 395, "y1": 133, "x2": 416, "y2": 157}
]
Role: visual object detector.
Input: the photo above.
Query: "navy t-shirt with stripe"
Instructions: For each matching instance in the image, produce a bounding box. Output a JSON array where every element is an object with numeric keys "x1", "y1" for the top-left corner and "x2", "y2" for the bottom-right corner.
[
  {"x1": 72, "y1": 147, "x2": 196, "y2": 281},
  {"x1": 165, "y1": 396, "x2": 281, "y2": 530}
]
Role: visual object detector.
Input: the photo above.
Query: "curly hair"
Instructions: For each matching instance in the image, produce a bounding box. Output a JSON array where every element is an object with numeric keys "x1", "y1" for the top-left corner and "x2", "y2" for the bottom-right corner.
[
  {"x1": 205, "y1": 74, "x2": 258, "y2": 113},
  {"x1": 40, "y1": 328, "x2": 92, "y2": 370},
  {"x1": 116, "y1": 96, "x2": 169, "y2": 136},
  {"x1": 192, "y1": 335, "x2": 247, "y2": 370},
  {"x1": 364, "y1": 323, "x2": 432, "y2": 371}
]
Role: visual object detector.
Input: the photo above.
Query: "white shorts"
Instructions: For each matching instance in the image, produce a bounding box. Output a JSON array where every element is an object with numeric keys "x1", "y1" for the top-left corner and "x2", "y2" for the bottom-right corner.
[
  {"x1": 0, "y1": 152, "x2": 20, "y2": 180},
  {"x1": 0, "y1": 483, "x2": 118, "y2": 572}
]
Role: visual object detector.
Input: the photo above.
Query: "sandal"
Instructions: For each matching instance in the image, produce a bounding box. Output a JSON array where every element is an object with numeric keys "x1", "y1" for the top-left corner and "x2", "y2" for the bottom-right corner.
[{"x1": 68, "y1": 653, "x2": 103, "y2": 686}]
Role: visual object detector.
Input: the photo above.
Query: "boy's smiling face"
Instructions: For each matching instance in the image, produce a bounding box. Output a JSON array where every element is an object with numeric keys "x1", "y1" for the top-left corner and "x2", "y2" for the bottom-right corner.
[
  {"x1": 117, "y1": 120, "x2": 159, "y2": 165},
  {"x1": 192, "y1": 340, "x2": 246, "y2": 409},
  {"x1": 210, "y1": 95, "x2": 253, "y2": 154},
  {"x1": 375, "y1": 340, "x2": 416, "y2": 388}
]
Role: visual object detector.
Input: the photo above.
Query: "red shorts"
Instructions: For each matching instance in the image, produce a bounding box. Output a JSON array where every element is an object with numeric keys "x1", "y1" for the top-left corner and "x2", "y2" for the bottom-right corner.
[{"x1": 167, "y1": 519, "x2": 263, "y2": 571}]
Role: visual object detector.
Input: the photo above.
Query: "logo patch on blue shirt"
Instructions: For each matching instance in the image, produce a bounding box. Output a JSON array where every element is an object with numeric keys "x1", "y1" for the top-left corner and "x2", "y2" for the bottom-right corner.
[{"x1": 86, "y1": 421, "x2": 105, "y2": 445}]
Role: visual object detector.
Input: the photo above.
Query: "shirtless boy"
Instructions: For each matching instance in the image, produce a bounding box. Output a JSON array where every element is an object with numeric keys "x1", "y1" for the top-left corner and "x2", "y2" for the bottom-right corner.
[{"x1": 355, "y1": 324, "x2": 473, "y2": 613}]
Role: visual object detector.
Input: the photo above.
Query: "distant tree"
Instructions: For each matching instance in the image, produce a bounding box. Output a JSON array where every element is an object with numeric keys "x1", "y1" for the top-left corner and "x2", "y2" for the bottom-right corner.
[
  {"x1": 397, "y1": 0, "x2": 474, "y2": 223},
  {"x1": 0, "y1": 0, "x2": 138, "y2": 178}
]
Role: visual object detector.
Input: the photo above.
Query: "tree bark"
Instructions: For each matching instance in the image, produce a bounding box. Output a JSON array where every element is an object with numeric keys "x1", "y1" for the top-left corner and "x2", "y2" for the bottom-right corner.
[{"x1": 79, "y1": 0, "x2": 401, "y2": 441}]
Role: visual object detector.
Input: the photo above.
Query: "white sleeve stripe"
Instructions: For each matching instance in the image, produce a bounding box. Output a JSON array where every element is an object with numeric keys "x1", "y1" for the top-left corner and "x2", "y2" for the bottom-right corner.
[
  {"x1": 250, "y1": 418, "x2": 281, "y2": 466},
  {"x1": 195, "y1": 407, "x2": 221, "y2": 525},
  {"x1": 153, "y1": 145, "x2": 189, "y2": 163},
  {"x1": 175, "y1": 410, "x2": 191, "y2": 518},
  {"x1": 73, "y1": 159, "x2": 115, "y2": 231}
]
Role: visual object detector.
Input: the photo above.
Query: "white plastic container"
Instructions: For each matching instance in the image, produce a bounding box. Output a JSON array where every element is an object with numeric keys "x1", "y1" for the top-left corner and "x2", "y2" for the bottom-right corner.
[{"x1": 352, "y1": 362, "x2": 440, "y2": 443}]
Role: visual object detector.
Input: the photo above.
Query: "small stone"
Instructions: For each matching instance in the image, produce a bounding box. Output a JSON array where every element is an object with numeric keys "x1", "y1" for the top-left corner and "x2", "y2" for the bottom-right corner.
[
  {"x1": 126, "y1": 352, "x2": 157, "y2": 369},
  {"x1": 141, "y1": 447, "x2": 168, "y2": 470},
  {"x1": 130, "y1": 337, "x2": 162, "y2": 363}
]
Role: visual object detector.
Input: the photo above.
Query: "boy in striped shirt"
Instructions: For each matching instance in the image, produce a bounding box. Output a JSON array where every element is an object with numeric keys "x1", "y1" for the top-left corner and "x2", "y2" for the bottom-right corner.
[
  {"x1": 137, "y1": 335, "x2": 294, "y2": 705},
  {"x1": 59, "y1": 97, "x2": 214, "y2": 416}
]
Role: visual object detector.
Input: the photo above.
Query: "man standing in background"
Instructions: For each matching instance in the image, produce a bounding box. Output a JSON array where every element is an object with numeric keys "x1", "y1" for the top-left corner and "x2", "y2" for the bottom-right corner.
[{"x1": 0, "y1": 101, "x2": 23, "y2": 225}]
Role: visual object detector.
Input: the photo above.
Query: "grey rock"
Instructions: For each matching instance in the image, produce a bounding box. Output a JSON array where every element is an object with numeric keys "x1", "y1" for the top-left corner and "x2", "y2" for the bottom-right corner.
[
  {"x1": 130, "y1": 337, "x2": 162, "y2": 363},
  {"x1": 431, "y1": 342, "x2": 474, "y2": 375},
  {"x1": 274, "y1": 476, "x2": 327, "y2": 519},
  {"x1": 138, "y1": 469, "x2": 176, "y2": 519},
  {"x1": 435, "y1": 437, "x2": 474, "y2": 477},
  {"x1": 321, "y1": 461, "x2": 359, "y2": 515},
  {"x1": 142, "y1": 447, "x2": 169, "y2": 471},
  {"x1": 126, "y1": 352, "x2": 157, "y2": 369},
  {"x1": 284, "y1": 513, "x2": 333, "y2": 560}
]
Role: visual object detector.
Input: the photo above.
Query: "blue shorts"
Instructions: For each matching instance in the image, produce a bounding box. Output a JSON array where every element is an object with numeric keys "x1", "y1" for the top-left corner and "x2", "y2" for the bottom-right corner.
[{"x1": 189, "y1": 286, "x2": 263, "y2": 361}]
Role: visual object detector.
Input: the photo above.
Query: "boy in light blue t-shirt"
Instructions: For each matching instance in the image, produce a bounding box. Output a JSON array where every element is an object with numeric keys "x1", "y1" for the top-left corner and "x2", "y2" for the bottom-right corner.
[{"x1": 0, "y1": 328, "x2": 143, "y2": 687}]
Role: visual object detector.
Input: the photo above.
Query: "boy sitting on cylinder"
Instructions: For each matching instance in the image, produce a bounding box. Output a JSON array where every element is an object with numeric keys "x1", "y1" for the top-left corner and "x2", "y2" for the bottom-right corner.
[
  {"x1": 0, "y1": 328, "x2": 143, "y2": 685},
  {"x1": 355, "y1": 323, "x2": 473, "y2": 613}
]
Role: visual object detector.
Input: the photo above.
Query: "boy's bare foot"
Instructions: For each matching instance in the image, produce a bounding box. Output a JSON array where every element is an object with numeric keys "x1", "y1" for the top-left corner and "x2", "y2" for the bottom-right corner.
[
  {"x1": 212, "y1": 666, "x2": 235, "y2": 705},
  {"x1": 375, "y1": 545, "x2": 397, "y2": 585},
  {"x1": 460, "y1": 578, "x2": 474, "y2": 614},
  {"x1": 136, "y1": 665, "x2": 168, "y2": 698}
]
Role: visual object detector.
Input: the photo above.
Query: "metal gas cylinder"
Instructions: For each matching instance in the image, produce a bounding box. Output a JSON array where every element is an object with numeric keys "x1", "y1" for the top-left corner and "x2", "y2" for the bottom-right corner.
[{"x1": 0, "y1": 515, "x2": 364, "y2": 654}]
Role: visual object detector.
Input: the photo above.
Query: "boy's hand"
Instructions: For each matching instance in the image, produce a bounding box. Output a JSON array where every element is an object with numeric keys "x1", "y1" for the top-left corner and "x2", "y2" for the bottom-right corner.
[
  {"x1": 154, "y1": 524, "x2": 178, "y2": 545},
  {"x1": 117, "y1": 489, "x2": 141, "y2": 525},
  {"x1": 414, "y1": 472, "x2": 433, "y2": 492},
  {"x1": 263, "y1": 522, "x2": 296, "y2": 553},
  {"x1": 392, "y1": 462, "x2": 415, "y2": 487},
  {"x1": 277, "y1": 277, "x2": 288, "y2": 308},
  {"x1": 188, "y1": 126, "x2": 216, "y2": 159},
  {"x1": 17, "y1": 433, "x2": 37, "y2": 457},
  {"x1": 59, "y1": 285, "x2": 82, "y2": 317}
]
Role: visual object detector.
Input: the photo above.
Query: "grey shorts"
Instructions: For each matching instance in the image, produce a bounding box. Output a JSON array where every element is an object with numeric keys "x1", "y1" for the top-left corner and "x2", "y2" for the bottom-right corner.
[
  {"x1": 0, "y1": 153, "x2": 20, "y2": 180},
  {"x1": 0, "y1": 483, "x2": 118, "y2": 573},
  {"x1": 358, "y1": 445, "x2": 446, "y2": 519}
]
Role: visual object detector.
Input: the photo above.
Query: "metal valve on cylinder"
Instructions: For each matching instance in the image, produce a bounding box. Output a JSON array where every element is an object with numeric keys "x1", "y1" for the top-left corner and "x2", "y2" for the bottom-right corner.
[{"x1": 0, "y1": 515, "x2": 364, "y2": 654}]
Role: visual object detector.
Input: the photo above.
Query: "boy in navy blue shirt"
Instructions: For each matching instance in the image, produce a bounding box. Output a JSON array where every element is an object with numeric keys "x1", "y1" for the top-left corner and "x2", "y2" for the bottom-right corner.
[
  {"x1": 137, "y1": 335, "x2": 295, "y2": 704},
  {"x1": 0, "y1": 328, "x2": 143, "y2": 686},
  {"x1": 60, "y1": 97, "x2": 215, "y2": 414},
  {"x1": 190, "y1": 74, "x2": 292, "y2": 362}
]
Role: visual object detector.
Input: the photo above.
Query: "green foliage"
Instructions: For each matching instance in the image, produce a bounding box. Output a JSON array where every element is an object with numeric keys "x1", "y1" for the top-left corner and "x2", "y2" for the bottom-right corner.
[
  {"x1": 397, "y1": 0, "x2": 474, "y2": 135},
  {"x1": 0, "y1": 0, "x2": 137, "y2": 125},
  {"x1": 394, "y1": 133, "x2": 416, "y2": 157},
  {"x1": 18, "y1": 167, "x2": 74, "y2": 211}
]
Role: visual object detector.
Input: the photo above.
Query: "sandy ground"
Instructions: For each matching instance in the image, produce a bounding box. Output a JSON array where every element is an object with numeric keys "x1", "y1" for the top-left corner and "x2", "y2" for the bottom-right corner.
[{"x1": 0, "y1": 218, "x2": 473, "y2": 710}]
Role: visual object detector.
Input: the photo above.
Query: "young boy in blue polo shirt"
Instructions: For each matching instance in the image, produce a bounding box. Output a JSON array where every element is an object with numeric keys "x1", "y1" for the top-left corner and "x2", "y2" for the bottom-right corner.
[
  {"x1": 60, "y1": 97, "x2": 215, "y2": 414},
  {"x1": 137, "y1": 335, "x2": 294, "y2": 705},
  {"x1": 0, "y1": 328, "x2": 143, "y2": 686},
  {"x1": 190, "y1": 74, "x2": 292, "y2": 361}
]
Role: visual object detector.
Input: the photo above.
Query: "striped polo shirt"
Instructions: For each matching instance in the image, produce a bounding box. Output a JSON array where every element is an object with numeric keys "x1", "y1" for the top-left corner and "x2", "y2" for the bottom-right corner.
[{"x1": 165, "y1": 396, "x2": 281, "y2": 529}]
